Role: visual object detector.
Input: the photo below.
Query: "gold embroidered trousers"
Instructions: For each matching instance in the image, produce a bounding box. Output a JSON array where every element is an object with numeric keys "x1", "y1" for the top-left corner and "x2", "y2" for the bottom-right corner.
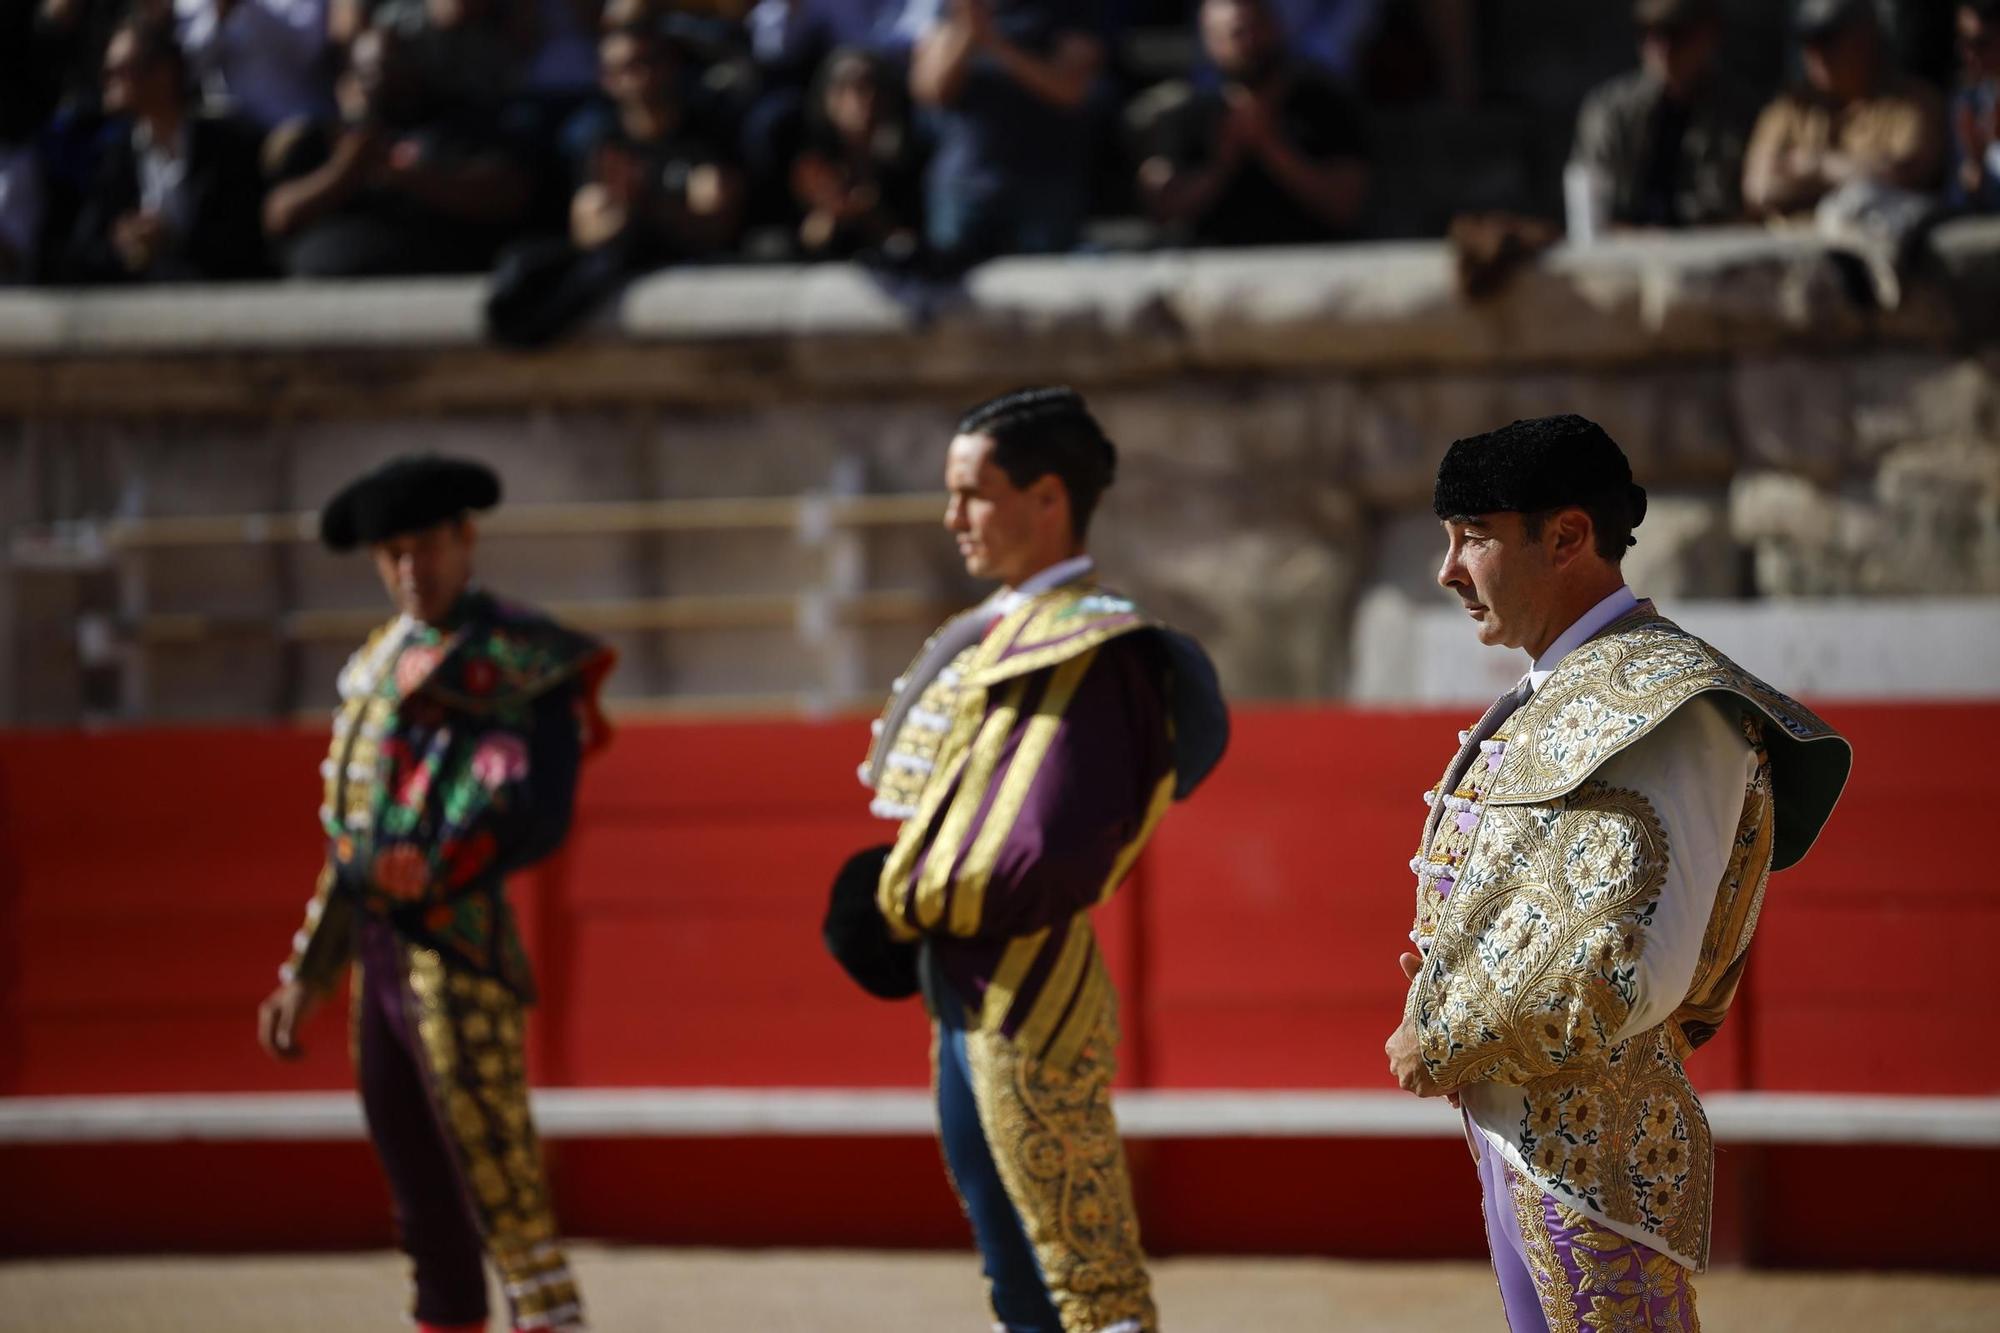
[{"x1": 934, "y1": 1000, "x2": 1156, "y2": 1333}]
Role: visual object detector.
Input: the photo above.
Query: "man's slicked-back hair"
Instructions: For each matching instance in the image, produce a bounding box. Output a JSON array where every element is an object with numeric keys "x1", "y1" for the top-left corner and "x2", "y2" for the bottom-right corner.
[{"x1": 956, "y1": 386, "x2": 1118, "y2": 539}]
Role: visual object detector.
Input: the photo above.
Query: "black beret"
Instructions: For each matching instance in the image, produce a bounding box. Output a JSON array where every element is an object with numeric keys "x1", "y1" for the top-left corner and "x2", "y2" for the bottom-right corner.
[
  {"x1": 319, "y1": 454, "x2": 502, "y2": 552},
  {"x1": 821, "y1": 844, "x2": 918, "y2": 1001},
  {"x1": 1432, "y1": 414, "x2": 1647, "y2": 540}
]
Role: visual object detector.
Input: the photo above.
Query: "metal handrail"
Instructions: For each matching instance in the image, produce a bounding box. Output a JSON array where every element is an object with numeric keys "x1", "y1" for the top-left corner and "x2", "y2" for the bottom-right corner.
[
  {"x1": 134, "y1": 589, "x2": 951, "y2": 643},
  {"x1": 77, "y1": 492, "x2": 948, "y2": 551}
]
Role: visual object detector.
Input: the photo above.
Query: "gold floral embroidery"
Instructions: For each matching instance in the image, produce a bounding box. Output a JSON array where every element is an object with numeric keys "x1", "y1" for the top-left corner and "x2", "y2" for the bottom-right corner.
[
  {"x1": 1415, "y1": 782, "x2": 1668, "y2": 1089},
  {"x1": 1484, "y1": 614, "x2": 1842, "y2": 836},
  {"x1": 1514, "y1": 1169, "x2": 1702, "y2": 1332},
  {"x1": 1571, "y1": 1241, "x2": 1638, "y2": 1297},
  {"x1": 1582, "y1": 1294, "x2": 1648, "y2": 1333},
  {"x1": 1413, "y1": 772, "x2": 1739, "y2": 1265},
  {"x1": 965, "y1": 1011, "x2": 1157, "y2": 1333}
]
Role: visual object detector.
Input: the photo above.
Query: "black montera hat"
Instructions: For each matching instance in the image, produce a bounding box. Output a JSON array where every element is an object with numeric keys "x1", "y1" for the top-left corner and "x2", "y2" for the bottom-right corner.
[
  {"x1": 1432, "y1": 414, "x2": 1648, "y2": 541},
  {"x1": 821, "y1": 845, "x2": 918, "y2": 1001},
  {"x1": 319, "y1": 454, "x2": 502, "y2": 552}
]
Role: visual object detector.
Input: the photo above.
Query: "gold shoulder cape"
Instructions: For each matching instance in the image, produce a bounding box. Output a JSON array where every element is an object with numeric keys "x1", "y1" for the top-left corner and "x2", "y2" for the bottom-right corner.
[{"x1": 1488, "y1": 609, "x2": 1850, "y2": 870}]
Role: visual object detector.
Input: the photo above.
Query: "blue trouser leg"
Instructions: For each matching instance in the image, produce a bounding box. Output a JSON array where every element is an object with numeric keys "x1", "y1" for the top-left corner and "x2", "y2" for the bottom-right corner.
[{"x1": 935, "y1": 1022, "x2": 1065, "y2": 1333}]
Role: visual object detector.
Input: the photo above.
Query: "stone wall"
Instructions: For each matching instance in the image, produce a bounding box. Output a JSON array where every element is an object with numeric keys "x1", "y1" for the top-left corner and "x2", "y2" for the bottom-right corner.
[{"x1": 4, "y1": 223, "x2": 1998, "y2": 723}]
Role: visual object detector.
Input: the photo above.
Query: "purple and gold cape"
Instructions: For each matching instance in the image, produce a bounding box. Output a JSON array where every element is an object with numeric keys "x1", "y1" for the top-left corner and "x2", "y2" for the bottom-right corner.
[{"x1": 870, "y1": 582, "x2": 1222, "y2": 1064}]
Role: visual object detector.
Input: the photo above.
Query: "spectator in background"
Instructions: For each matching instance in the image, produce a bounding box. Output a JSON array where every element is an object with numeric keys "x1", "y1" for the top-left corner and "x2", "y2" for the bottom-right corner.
[
  {"x1": 1568, "y1": 0, "x2": 1760, "y2": 231},
  {"x1": 790, "y1": 45, "x2": 924, "y2": 259},
  {"x1": 1130, "y1": 0, "x2": 1369, "y2": 247},
  {"x1": 568, "y1": 22, "x2": 745, "y2": 262},
  {"x1": 33, "y1": 0, "x2": 147, "y2": 116},
  {"x1": 1950, "y1": 0, "x2": 2000, "y2": 211},
  {"x1": 58, "y1": 17, "x2": 270, "y2": 281},
  {"x1": 263, "y1": 26, "x2": 535, "y2": 274},
  {"x1": 740, "y1": 0, "x2": 909, "y2": 230},
  {"x1": 1743, "y1": 0, "x2": 1945, "y2": 219},
  {"x1": 909, "y1": 0, "x2": 1106, "y2": 264},
  {"x1": 485, "y1": 20, "x2": 745, "y2": 342},
  {"x1": 328, "y1": 0, "x2": 516, "y2": 113},
  {"x1": 174, "y1": 0, "x2": 335, "y2": 131}
]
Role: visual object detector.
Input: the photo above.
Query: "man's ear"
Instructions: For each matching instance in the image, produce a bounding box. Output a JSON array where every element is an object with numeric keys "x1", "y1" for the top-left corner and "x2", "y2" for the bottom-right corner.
[
  {"x1": 1547, "y1": 507, "x2": 1597, "y2": 569},
  {"x1": 1031, "y1": 472, "x2": 1070, "y2": 522}
]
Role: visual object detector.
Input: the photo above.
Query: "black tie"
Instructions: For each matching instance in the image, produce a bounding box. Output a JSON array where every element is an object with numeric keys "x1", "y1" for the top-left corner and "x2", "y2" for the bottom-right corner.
[{"x1": 1442, "y1": 678, "x2": 1533, "y2": 798}]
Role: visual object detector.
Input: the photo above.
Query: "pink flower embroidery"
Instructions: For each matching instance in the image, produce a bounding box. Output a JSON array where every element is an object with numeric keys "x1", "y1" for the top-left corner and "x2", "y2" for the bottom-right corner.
[
  {"x1": 470, "y1": 733, "x2": 530, "y2": 791},
  {"x1": 395, "y1": 644, "x2": 445, "y2": 698},
  {"x1": 396, "y1": 762, "x2": 433, "y2": 808}
]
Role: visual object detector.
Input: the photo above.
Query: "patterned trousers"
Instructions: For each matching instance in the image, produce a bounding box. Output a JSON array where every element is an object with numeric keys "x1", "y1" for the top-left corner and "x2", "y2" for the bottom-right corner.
[
  {"x1": 932, "y1": 1003, "x2": 1157, "y2": 1333},
  {"x1": 355, "y1": 917, "x2": 584, "y2": 1332},
  {"x1": 1475, "y1": 1129, "x2": 1701, "y2": 1333}
]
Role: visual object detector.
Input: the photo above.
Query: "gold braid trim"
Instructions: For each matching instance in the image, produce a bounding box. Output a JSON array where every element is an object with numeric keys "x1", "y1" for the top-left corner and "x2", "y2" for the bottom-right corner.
[
  {"x1": 1508, "y1": 1165, "x2": 1582, "y2": 1333},
  {"x1": 909, "y1": 677, "x2": 1030, "y2": 932},
  {"x1": 964, "y1": 587, "x2": 1155, "y2": 692},
  {"x1": 967, "y1": 1010, "x2": 1157, "y2": 1333}
]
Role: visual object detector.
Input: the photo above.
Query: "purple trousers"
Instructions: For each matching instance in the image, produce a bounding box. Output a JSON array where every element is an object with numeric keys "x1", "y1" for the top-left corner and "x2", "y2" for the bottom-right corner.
[
  {"x1": 1475, "y1": 1129, "x2": 1701, "y2": 1333},
  {"x1": 355, "y1": 917, "x2": 584, "y2": 1331}
]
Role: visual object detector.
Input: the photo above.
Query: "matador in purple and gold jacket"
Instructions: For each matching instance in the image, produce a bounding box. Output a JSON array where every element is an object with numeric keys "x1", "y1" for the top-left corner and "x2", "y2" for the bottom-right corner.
[{"x1": 852, "y1": 557, "x2": 1228, "y2": 1333}]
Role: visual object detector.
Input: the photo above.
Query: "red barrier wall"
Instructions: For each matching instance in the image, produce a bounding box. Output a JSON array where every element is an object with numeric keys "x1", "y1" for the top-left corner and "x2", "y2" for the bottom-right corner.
[{"x1": 2, "y1": 703, "x2": 1995, "y2": 1262}]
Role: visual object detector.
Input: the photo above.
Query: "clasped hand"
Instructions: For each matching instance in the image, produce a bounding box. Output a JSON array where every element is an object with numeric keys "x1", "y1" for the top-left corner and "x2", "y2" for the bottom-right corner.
[{"x1": 1385, "y1": 950, "x2": 1447, "y2": 1100}]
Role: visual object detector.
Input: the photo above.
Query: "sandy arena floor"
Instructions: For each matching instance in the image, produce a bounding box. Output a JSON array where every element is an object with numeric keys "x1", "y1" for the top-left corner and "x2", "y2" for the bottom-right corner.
[{"x1": 3, "y1": 1248, "x2": 1996, "y2": 1332}]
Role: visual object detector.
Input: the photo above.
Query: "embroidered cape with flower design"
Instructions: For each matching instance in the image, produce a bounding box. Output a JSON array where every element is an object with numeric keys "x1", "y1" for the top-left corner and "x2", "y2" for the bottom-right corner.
[
  {"x1": 281, "y1": 590, "x2": 614, "y2": 1000},
  {"x1": 1401, "y1": 608, "x2": 1848, "y2": 1270}
]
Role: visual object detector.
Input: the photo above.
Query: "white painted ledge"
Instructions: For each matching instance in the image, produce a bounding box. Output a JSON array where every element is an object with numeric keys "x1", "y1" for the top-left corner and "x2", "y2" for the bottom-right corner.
[
  {"x1": 1, "y1": 224, "x2": 1987, "y2": 365},
  {"x1": 2, "y1": 1089, "x2": 1994, "y2": 1147},
  {"x1": 1351, "y1": 596, "x2": 2000, "y2": 706}
]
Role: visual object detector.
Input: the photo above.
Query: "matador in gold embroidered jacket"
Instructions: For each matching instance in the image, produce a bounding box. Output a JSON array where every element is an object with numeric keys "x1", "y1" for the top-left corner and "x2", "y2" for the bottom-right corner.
[
  {"x1": 1407, "y1": 603, "x2": 1851, "y2": 1277},
  {"x1": 860, "y1": 568, "x2": 1228, "y2": 1333}
]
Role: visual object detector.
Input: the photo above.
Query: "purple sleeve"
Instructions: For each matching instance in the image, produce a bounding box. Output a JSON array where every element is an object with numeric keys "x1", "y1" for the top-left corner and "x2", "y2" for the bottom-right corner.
[{"x1": 972, "y1": 635, "x2": 1171, "y2": 937}]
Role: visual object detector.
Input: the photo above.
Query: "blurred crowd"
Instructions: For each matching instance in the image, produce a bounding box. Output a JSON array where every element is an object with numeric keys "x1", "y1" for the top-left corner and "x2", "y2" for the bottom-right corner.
[
  {"x1": 1570, "y1": 0, "x2": 1998, "y2": 240},
  {"x1": 0, "y1": 0, "x2": 1994, "y2": 312}
]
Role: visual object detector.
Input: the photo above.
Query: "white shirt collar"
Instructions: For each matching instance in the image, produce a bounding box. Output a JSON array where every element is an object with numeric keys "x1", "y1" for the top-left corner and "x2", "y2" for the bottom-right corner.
[
  {"x1": 132, "y1": 117, "x2": 187, "y2": 161},
  {"x1": 987, "y1": 554, "x2": 1095, "y2": 619},
  {"x1": 1525, "y1": 585, "x2": 1639, "y2": 694}
]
